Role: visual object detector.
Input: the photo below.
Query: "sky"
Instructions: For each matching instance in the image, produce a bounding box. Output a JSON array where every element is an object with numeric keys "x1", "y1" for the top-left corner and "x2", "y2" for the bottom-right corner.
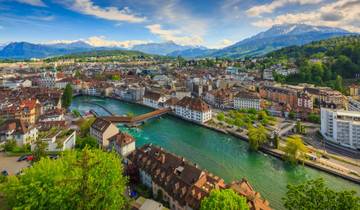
[{"x1": 0, "y1": 0, "x2": 359, "y2": 49}]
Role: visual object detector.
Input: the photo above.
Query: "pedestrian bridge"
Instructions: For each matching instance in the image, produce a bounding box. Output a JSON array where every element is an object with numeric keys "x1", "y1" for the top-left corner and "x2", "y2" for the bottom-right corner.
[{"x1": 101, "y1": 108, "x2": 171, "y2": 126}]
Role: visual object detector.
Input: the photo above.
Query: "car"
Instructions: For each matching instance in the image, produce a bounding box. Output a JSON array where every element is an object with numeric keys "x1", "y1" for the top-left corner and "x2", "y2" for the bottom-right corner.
[
  {"x1": 1, "y1": 170, "x2": 8, "y2": 176},
  {"x1": 48, "y1": 154, "x2": 58, "y2": 160},
  {"x1": 17, "y1": 155, "x2": 28, "y2": 162},
  {"x1": 26, "y1": 155, "x2": 34, "y2": 161}
]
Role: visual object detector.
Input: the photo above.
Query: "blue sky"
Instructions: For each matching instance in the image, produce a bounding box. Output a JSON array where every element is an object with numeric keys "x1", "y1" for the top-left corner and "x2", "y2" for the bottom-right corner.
[{"x1": 0, "y1": 0, "x2": 359, "y2": 48}]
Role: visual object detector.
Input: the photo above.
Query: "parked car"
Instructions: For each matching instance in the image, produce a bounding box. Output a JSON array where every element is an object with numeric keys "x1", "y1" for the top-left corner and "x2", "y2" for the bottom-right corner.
[
  {"x1": 1, "y1": 170, "x2": 8, "y2": 176},
  {"x1": 26, "y1": 155, "x2": 34, "y2": 161},
  {"x1": 17, "y1": 155, "x2": 28, "y2": 162}
]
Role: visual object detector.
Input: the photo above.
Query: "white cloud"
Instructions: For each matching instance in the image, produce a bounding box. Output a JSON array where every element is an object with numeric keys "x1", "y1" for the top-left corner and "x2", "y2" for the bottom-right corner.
[
  {"x1": 63, "y1": 0, "x2": 146, "y2": 23},
  {"x1": 209, "y1": 39, "x2": 234, "y2": 49},
  {"x1": 46, "y1": 36, "x2": 149, "y2": 48},
  {"x1": 246, "y1": 0, "x2": 323, "y2": 17},
  {"x1": 15, "y1": 0, "x2": 46, "y2": 7},
  {"x1": 252, "y1": 0, "x2": 360, "y2": 33},
  {"x1": 146, "y1": 24, "x2": 204, "y2": 46}
]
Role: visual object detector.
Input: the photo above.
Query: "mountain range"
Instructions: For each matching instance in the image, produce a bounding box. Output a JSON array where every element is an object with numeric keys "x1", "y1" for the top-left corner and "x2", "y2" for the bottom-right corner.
[{"x1": 0, "y1": 24, "x2": 355, "y2": 59}]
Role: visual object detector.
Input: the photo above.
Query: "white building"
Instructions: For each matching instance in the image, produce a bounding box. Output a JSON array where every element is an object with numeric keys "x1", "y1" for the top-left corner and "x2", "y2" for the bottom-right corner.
[
  {"x1": 90, "y1": 118, "x2": 119, "y2": 148},
  {"x1": 0, "y1": 119, "x2": 38, "y2": 146},
  {"x1": 38, "y1": 72, "x2": 58, "y2": 88},
  {"x1": 349, "y1": 97, "x2": 360, "y2": 112},
  {"x1": 142, "y1": 90, "x2": 167, "y2": 109},
  {"x1": 175, "y1": 96, "x2": 212, "y2": 124},
  {"x1": 108, "y1": 132, "x2": 136, "y2": 157},
  {"x1": 234, "y1": 90, "x2": 261, "y2": 110},
  {"x1": 32, "y1": 129, "x2": 76, "y2": 152},
  {"x1": 321, "y1": 108, "x2": 360, "y2": 149}
]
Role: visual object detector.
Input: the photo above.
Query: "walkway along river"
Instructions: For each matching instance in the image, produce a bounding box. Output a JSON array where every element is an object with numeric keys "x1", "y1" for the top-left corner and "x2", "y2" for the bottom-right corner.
[{"x1": 71, "y1": 96, "x2": 360, "y2": 210}]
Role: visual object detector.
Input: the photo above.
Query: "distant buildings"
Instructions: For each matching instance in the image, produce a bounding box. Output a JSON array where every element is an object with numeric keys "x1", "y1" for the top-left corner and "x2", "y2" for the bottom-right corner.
[
  {"x1": 204, "y1": 88, "x2": 234, "y2": 109},
  {"x1": 0, "y1": 119, "x2": 38, "y2": 146},
  {"x1": 349, "y1": 98, "x2": 360, "y2": 112},
  {"x1": 175, "y1": 96, "x2": 212, "y2": 124},
  {"x1": 143, "y1": 90, "x2": 168, "y2": 109},
  {"x1": 234, "y1": 90, "x2": 261, "y2": 110},
  {"x1": 127, "y1": 144, "x2": 271, "y2": 210},
  {"x1": 349, "y1": 84, "x2": 360, "y2": 96},
  {"x1": 321, "y1": 108, "x2": 360, "y2": 150}
]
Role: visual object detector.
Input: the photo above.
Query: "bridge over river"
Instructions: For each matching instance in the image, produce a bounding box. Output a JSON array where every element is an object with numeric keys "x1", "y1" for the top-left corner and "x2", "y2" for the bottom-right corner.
[{"x1": 87, "y1": 100, "x2": 171, "y2": 126}]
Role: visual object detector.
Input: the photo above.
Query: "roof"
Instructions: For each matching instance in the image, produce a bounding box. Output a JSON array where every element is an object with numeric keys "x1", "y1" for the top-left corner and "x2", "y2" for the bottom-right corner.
[
  {"x1": 144, "y1": 90, "x2": 162, "y2": 101},
  {"x1": 235, "y1": 90, "x2": 260, "y2": 100},
  {"x1": 127, "y1": 144, "x2": 225, "y2": 209},
  {"x1": 91, "y1": 118, "x2": 113, "y2": 133},
  {"x1": 176, "y1": 96, "x2": 210, "y2": 112},
  {"x1": 109, "y1": 131, "x2": 135, "y2": 147},
  {"x1": 0, "y1": 119, "x2": 30, "y2": 135}
]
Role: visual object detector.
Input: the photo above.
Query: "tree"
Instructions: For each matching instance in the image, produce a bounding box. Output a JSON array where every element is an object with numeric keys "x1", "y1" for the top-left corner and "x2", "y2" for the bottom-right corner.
[
  {"x1": 1, "y1": 148, "x2": 128, "y2": 210},
  {"x1": 283, "y1": 178, "x2": 360, "y2": 210},
  {"x1": 4, "y1": 140, "x2": 16, "y2": 152},
  {"x1": 32, "y1": 139, "x2": 48, "y2": 162},
  {"x1": 334, "y1": 75, "x2": 344, "y2": 92},
  {"x1": 248, "y1": 125, "x2": 268, "y2": 151},
  {"x1": 78, "y1": 117, "x2": 96, "y2": 137},
  {"x1": 283, "y1": 135, "x2": 308, "y2": 164},
  {"x1": 295, "y1": 121, "x2": 305, "y2": 134},
  {"x1": 217, "y1": 112, "x2": 225, "y2": 121},
  {"x1": 76, "y1": 136, "x2": 98, "y2": 149},
  {"x1": 111, "y1": 75, "x2": 121, "y2": 81},
  {"x1": 62, "y1": 83, "x2": 73, "y2": 109},
  {"x1": 200, "y1": 189, "x2": 249, "y2": 210}
]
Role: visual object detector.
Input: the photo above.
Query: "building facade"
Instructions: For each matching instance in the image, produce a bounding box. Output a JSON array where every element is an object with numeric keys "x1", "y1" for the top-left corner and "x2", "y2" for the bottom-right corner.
[
  {"x1": 234, "y1": 90, "x2": 261, "y2": 110},
  {"x1": 90, "y1": 118, "x2": 119, "y2": 148},
  {"x1": 321, "y1": 108, "x2": 360, "y2": 149},
  {"x1": 175, "y1": 97, "x2": 212, "y2": 124}
]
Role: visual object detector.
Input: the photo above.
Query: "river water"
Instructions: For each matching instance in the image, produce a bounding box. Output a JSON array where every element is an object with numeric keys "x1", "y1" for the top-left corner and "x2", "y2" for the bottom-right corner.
[{"x1": 71, "y1": 96, "x2": 360, "y2": 210}]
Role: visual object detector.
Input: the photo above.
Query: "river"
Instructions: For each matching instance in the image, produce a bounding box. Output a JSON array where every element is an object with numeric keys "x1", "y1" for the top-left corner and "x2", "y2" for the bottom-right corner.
[{"x1": 71, "y1": 96, "x2": 360, "y2": 210}]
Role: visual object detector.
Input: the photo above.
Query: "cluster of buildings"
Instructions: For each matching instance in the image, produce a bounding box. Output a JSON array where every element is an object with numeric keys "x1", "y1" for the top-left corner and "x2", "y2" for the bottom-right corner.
[{"x1": 127, "y1": 144, "x2": 271, "y2": 210}]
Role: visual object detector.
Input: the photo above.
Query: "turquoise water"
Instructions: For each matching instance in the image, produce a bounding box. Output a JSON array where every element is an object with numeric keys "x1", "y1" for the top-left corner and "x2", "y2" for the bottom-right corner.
[{"x1": 71, "y1": 96, "x2": 360, "y2": 210}]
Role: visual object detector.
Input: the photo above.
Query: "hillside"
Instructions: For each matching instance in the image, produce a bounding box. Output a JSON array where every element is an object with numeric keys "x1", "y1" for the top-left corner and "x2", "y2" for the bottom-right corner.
[
  {"x1": 44, "y1": 49, "x2": 167, "y2": 62},
  {"x1": 209, "y1": 24, "x2": 353, "y2": 58},
  {"x1": 267, "y1": 35, "x2": 360, "y2": 91}
]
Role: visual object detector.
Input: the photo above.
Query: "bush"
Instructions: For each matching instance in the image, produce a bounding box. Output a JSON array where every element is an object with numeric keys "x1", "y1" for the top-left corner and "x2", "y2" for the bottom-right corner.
[{"x1": 4, "y1": 140, "x2": 16, "y2": 152}]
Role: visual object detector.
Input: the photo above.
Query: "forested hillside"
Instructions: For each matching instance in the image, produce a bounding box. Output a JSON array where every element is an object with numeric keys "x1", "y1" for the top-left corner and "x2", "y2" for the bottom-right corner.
[{"x1": 268, "y1": 35, "x2": 360, "y2": 92}]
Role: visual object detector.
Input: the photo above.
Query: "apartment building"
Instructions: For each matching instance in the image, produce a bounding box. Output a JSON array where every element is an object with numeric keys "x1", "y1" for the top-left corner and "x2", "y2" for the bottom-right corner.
[
  {"x1": 321, "y1": 108, "x2": 360, "y2": 149},
  {"x1": 143, "y1": 90, "x2": 167, "y2": 109},
  {"x1": 175, "y1": 96, "x2": 212, "y2": 124},
  {"x1": 234, "y1": 90, "x2": 261, "y2": 110}
]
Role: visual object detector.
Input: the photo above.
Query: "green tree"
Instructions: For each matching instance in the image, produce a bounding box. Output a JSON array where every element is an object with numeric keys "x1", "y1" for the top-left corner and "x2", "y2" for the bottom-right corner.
[
  {"x1": 78, "y1": 117, "x2": 96, "y2": 137},
  {"x1": 32, "y1": 139, "x2": 48, "y2": 162},
  {"x1": 283, "y1": 135, "x2": 308, "y2": 164},
  {"x1": 4, "y1": 140, "x2": 16, "y2": 152},
  {"x1": 217, "y1": 112, "x2": 225, "y2": 121},
  {"x1": 111, "y1": 75, "x2": 121, "y2": 81},
  {"x1": 283, "y1": 178, "x2": 360, "y2": 210},
  {"x1": 1, "y1": 148, "x2": 128, "y2": 210},
  {"x1": 76, "y1": 136, "x2": 98, "y2": 149},
  {"x1": 248, "y1": 125, "x2": 268, "y2": 151},
  {"x1": 62, "y1": 83, "x2": 73, "y2": 109},
  {"x1": 334, "y1": 75, "x2": 344, "y2": 92},
  {"x1": 200, "y1": 189, "x2": 249, "y2": 210}
]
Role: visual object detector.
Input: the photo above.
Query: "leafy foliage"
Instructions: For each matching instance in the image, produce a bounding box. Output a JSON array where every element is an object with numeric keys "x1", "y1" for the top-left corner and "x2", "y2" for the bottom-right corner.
[
  {"x1": 283, "y1": 135, "x2": 308, "y2": 164},
  {"x1": 76, "y1": 136, "x2": 98, "y2": 149},
  {"x1": 283, "y1": 178, "x2": 360, "y2": 210},
  {"x1": 248, "y1": 125, "x2": 268, "y2": 151},
  {"x1": 32, "y1": 139, "x2": 49, "y2": 162},
  {"x1": 1, "y1": 148, "x2": 128, "y2": 210},
  {"x1": 200, "y1": 189, "x2": 249, "y2": 210},
  {"x1": 62, "y1": 83, "x2": 73, "y2": 109},
  {"x1": 270, "y1": 36, "x2": 360, "y2": 91},
  {"x1": 77, "y1": 117, "x2": 96, "y2": 137}
]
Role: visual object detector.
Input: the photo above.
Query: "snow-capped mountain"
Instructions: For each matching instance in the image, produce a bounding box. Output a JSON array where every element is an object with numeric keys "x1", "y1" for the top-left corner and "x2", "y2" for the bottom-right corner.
[
  {"x1": 131, "y1": 41, "x2": 207, "y2": 56},
  {"x1": 209, "y1": 24, "x2": 353, "y2": 58}
]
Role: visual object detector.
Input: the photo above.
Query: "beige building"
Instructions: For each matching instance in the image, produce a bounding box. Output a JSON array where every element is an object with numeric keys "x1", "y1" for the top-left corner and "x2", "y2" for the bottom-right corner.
[{"x1": 90, "y1": 118, "x2": 119, "y2": 148}]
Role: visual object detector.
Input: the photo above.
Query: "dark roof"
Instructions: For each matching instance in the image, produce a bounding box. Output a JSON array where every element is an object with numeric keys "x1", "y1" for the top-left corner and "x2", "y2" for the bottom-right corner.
[
  {"x1": 144, "y1": 90, "x2": 162, "y2": 101},
  {"x1": 235, "y1": 90, "x2": 260, "y2": 100},
  {"x1": 91, "y1": 118, "x2": 112, "y2": 133}
]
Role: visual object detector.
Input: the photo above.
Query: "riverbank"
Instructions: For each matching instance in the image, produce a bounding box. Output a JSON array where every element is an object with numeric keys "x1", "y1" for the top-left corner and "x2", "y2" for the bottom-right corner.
[
  {"x1": 71, "y1": 95, "x2": 360, "y2": 209},
  {"x1": 74, "y1": 94, "x2": 360, "y2": 184}
]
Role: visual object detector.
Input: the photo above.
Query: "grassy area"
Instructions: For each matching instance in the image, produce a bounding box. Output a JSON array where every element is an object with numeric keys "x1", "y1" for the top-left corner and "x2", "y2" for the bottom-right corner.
[{"x1": 217, "y1": 108, "x2": 277, "y2": 129}]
